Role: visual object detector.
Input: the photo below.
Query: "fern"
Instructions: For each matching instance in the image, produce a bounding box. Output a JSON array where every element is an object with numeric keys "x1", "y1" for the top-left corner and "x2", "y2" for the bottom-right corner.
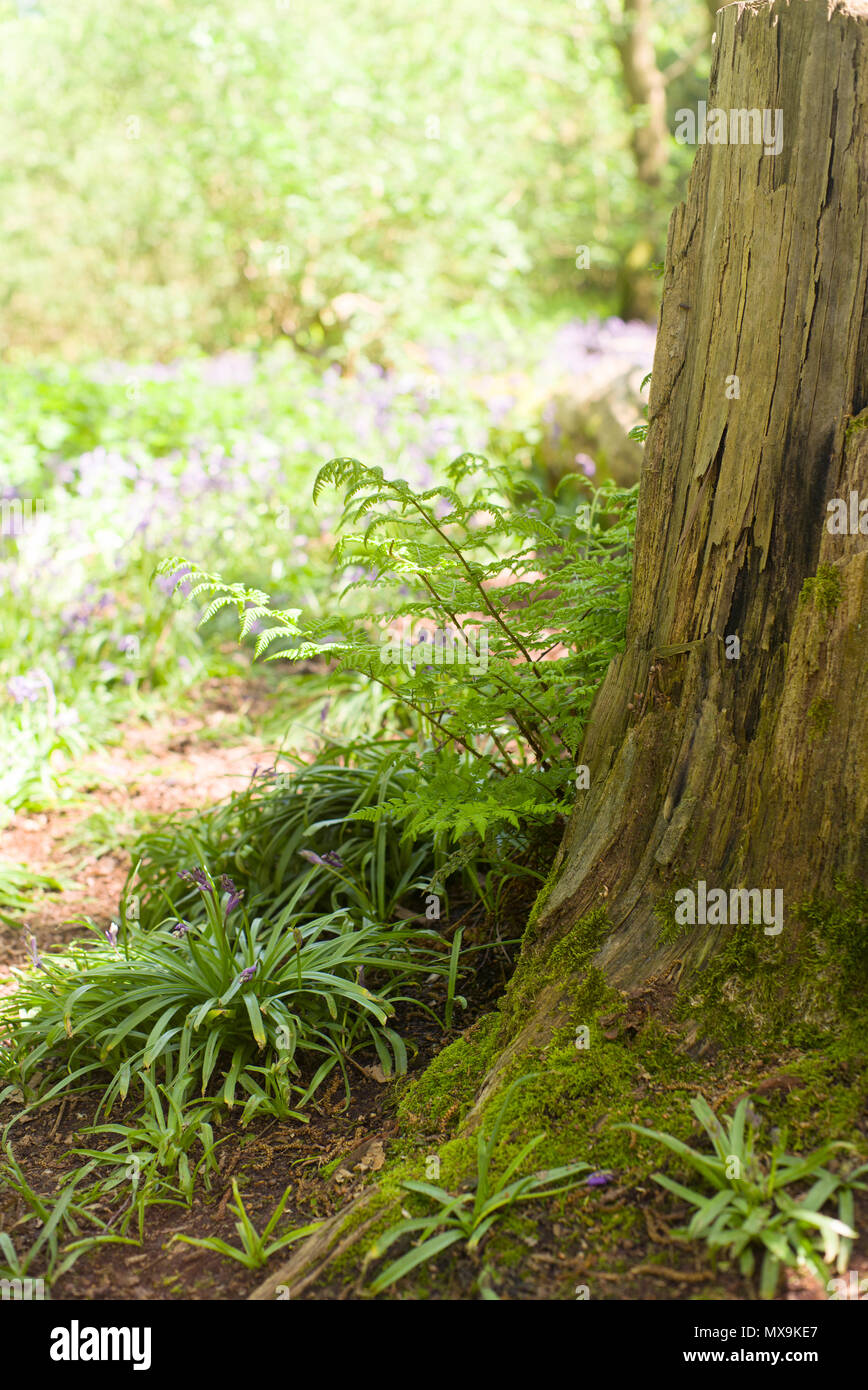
[{"x1": 156, "y1": 455, "x2": 636, "y2": 842}]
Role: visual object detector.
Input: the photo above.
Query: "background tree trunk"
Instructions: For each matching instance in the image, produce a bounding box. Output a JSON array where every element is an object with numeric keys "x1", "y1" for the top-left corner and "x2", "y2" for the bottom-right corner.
[
  {"x1": 533, "y1": 0, "x2": 868, "y2": 993},
  {"x1": 614, "y1": 0, "x2": 670, "y2": 187}
]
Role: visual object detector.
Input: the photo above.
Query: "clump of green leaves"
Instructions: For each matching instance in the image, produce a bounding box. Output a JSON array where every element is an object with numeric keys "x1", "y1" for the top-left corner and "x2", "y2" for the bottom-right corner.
[
  {"x1": 0, "y1": 1128, "x2": 138, "y2": 1293},
  {"x1": 70, "y1": 1074, "x2": 226, "y2": 1238},
  {"x1": 125, "y1": 744, "x2": 449, "y2": 933},
  {"x1": 0, "y1": 869, "x2": 451, "y2": 1124},
  {"x1": 171, "y1": 1178, "x2": 321, "y2": 1270},
  {"x1": 365, "y1": 1075, "x2": 589, "y2": 1295},
  {"x1": 0, "y1": 861, "x2": 65, "y2": 926},
  {"x1": 623, "y1": 1096, "x2": 866, "y2": 1298},
  {"x1": 157, "y1": 454, "x2": 636, "y2": 844}
]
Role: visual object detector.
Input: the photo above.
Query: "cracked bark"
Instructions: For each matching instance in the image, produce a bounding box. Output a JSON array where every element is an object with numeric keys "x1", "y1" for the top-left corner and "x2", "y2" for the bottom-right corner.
[{"x1": 532, "y1": 0, "x2": 868, "y2": 992}]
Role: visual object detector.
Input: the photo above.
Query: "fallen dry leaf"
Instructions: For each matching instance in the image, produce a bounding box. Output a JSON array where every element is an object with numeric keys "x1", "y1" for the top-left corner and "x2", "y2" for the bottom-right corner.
[
  {"x1": 366, "y1": 1064, "x2": 392, "y2": 1084},
  {"x1": 355, "y1": 1140, "x2": 386, "y2": 1173}
]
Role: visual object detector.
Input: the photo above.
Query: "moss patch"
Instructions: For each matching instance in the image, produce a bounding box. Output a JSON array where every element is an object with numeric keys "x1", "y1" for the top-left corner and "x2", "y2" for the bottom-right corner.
[
  {"x1": 676, "y1": 877, "x2": 868, "y2": 1049},
  {"x1": 807, "y1": 697, "x2": 833, "y2": 739},
  {"x1": 497, "y1": 907, "x2": 616, "y2": 1043},
  {"x1": 522, "y1": 858, "x2": 562, "y2": 945},
  {"x1": 653, "y1": 887, "x2": 690, "y2": 948},
  {"x1": 396, "y1": 1013, "x2": 501, "y2": 1135},
  {"x1": 800, "y1": 564, "x2": 843, "y2": 617},
  {"x1": 320, "y1": 885, "x2": 867, "y2": 1299}
]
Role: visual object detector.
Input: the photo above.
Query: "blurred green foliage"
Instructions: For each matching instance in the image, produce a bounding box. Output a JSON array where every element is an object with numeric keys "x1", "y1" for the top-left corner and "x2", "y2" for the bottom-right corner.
[
  {"x1": 0, "y1": 334, "x2": 626, "y2": 819},
  {"x1": 0, "y1": 0, "x2": 705, "y2": 361}
]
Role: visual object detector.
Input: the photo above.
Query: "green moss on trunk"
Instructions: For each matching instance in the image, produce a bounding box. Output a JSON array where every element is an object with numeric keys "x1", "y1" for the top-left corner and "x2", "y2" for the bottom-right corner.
[{"x1": 675, "y1": 878, "x2": 868, "y2": 1047}]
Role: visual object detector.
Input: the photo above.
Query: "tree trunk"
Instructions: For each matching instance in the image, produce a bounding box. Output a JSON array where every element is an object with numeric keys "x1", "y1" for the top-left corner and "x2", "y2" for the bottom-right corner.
[{"x1": 534, "y1": 0, "x2": 868, "y2": 996}]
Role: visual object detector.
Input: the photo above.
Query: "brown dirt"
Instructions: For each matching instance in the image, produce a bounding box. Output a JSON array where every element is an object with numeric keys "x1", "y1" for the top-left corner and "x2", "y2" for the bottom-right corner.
[
  {"x1": 0, "y1": 1067, "x2": 402, "y2": 1300},
  {"x1": 0, "y1": 678, "x2": 281, "y2": 974},
  {"x1": 3, "y1": 1064, "x2": 861, "y2": 1302}
]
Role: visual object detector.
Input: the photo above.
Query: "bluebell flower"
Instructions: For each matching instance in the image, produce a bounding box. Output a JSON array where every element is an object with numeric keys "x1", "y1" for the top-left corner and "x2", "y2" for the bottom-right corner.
[
  {"x1": 585, "y1": 1170, "x2": 616, "y2": 1188},
  {"x1": 178, "y1": 867, "x2": 212, "y2": 893},
  {"x1": 299, "y1": 849, "x2": 344, "y2": 870},
  {"x1": 7, "y1": 673, "x2": 44, "y2": 703},
  {"x1": 25, "y1": 934, "x2": 47, "y2": 972},
  {"x1": 220, "y1": 875, "x2": 244, "y2": 915},
  {"x1": 156, "y1": 565, "x2": 192, "y2": 598}
]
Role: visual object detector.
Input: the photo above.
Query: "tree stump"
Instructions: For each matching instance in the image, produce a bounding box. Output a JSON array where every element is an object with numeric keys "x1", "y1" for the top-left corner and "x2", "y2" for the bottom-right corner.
[{"x1": 533, "y1": 0, "x2": 867, "y2": 991}]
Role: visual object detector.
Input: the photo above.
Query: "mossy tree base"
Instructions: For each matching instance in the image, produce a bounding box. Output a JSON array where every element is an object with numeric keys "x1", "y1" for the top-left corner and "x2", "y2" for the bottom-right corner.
[{"x1": 249, "y1": 882, "x2": 866, "y2": 1298}]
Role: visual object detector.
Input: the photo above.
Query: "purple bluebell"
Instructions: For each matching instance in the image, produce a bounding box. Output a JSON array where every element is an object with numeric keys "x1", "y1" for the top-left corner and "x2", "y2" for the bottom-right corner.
[
  {"x1": 299, "y1": 849, "x2": 344, "y2": 870},
  {"x1": 220, "y1": 875, "x2": 244, "y2": 915},
  {"x1": 7, "y1": 673, "x2": 46, "y2": 703},
  {"x1": 178, "y1": 868, "x2": 212, "y2": 893},
  {"x1": 585, "y1": 1170, "x2": 616, "y2": 1188},
  {"x1": 25, "y1": 934, "x2": 47, "y2": 972},
  {"x1": 156, "y1": 565, "x2": 193, "y2": 598}
]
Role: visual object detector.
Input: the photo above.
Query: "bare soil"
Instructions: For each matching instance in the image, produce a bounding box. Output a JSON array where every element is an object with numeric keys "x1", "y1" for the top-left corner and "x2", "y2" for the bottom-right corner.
[{"x1": 0, "y1": 678, "x2": 279, "y2": 972}]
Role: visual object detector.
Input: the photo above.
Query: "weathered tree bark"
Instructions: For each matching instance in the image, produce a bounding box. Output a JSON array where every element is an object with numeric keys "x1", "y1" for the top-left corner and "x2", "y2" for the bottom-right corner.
[{"x1": 535, "y1": 0, "x2": 868, "y2": 993}]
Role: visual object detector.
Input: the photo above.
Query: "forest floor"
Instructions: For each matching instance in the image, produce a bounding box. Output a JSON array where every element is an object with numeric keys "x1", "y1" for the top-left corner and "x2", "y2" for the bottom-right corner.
[
  {"x1": 0, "y1": 675, "x2": 865, "y2": 1302},
  {"x1": 0, "y1": 678, "x2": 281, "y2": 982}
]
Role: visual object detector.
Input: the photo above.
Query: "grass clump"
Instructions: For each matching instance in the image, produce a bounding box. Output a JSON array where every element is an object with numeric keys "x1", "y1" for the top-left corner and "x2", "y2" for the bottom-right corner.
[
  {"x1": 126, "y1": 743, "x2": 450, "y2": 934},
  {"x1": 171, "y1": 1179, "x2": 322, "y2": 1271},
  {"x1": 0, "y1": 868, "x2": 451, "y2": 1125},
  {"x1": 365, "y1": 1075, "x2": 589, "y2": 1295},
  {"x1": 623, "y1": 1095, "x2": 867, "y2": 1298}
]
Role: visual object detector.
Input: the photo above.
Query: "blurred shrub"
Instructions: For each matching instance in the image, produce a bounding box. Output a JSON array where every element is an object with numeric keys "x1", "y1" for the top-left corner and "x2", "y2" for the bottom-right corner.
[{"x1": 0, "y1": 0, "x2": 698, "y2": 360}]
